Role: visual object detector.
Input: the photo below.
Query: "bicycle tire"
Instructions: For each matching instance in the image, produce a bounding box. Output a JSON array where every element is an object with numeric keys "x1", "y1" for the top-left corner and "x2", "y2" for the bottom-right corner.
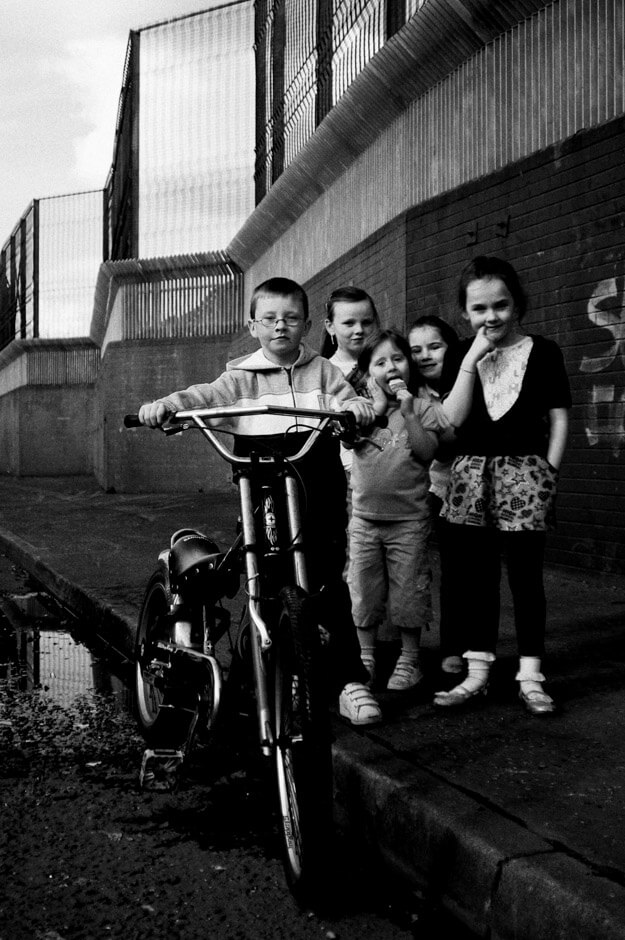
[
  {"x1": 273, "y1": 585, "x2": 334, "y2": 899},
  {"x1": 134, "y1": 567, "x2": 202, "y2": 748}
]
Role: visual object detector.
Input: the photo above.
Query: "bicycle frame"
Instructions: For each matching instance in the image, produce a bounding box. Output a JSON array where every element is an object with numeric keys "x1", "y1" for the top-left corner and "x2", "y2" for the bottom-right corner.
[
  {"x1": 128, "y1": 402, "x2": 362, "y2": 895},
  {"x1": 134, "y1": 403, "x2": 351, "y2": 756}
]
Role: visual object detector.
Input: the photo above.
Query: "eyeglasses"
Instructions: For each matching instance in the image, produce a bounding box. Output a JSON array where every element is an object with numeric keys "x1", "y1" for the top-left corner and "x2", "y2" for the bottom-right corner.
[{"x1": 255, "y1": 315, "x2": 305, "y2": 328}]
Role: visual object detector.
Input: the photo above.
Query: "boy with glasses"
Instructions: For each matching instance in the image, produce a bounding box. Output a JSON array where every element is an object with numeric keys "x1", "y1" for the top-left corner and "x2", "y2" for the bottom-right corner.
[{"x1": 139, "y1": 277, "x2": 382, "y2": 725}]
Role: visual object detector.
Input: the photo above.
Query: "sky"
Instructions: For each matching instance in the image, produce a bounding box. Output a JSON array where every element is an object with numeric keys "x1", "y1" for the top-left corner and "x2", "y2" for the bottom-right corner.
[{"x1": 0, "y1": 0, "x2": 223, "y2": 243}]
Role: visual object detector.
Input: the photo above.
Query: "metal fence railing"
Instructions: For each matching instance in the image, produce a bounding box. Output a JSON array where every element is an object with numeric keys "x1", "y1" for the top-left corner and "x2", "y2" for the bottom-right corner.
[
  {"x1": 254, "y1": 0, "x2": 431, "y2": 201},
  {"x1": 91, "y1": 253, "x2": 245, "y2": 348}
]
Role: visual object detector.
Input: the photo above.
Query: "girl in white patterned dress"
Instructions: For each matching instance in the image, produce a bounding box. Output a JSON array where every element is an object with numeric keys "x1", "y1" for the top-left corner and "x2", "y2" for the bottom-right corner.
[{"x1": 433, "y1": 256, "x2": 571, "y2": 715}]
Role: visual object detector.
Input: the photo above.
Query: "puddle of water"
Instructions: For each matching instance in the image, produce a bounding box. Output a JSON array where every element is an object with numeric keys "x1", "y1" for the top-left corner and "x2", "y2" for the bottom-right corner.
[
  {"x1": 0, "y1": 590, "x2": 133, "y2": 707},
  {"x1": 0, "y1": 585, "x2": 143, "y2": 769}
]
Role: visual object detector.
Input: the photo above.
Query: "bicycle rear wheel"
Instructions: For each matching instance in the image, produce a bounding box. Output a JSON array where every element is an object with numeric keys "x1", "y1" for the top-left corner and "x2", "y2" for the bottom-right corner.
[
  {"x1": 134, "y1": 567, "x2": 201, "y2": 748},
  {"x1": 273, "y1": 586, "x2": 334, "y2": 900}
]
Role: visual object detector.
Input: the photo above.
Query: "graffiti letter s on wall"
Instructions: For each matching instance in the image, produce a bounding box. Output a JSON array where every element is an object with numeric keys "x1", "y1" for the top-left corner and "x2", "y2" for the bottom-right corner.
[{"x1": 579, "y1": 277, "x2": 625, "y2": 457}]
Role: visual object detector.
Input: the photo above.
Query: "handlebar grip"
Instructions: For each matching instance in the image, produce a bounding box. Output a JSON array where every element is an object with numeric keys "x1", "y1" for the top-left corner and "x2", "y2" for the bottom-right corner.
[{"x1": 124, "y1": 414, "x2": 142, "y2": 428}]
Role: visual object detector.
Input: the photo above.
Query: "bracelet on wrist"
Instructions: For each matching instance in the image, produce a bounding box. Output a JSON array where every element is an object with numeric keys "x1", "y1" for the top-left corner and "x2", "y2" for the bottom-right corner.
[{"x1": 461, "y1": 367, "x2": 476, "y2": 375}]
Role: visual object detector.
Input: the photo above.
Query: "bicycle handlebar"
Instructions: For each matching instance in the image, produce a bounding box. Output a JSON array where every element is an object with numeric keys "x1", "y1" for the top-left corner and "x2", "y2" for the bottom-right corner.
[
  {"x1": 123, "y1": 404, "x2": 357, "y2": 429},
  {"x1": 124, "y1": 404, "x2": 386, "y2": 466}
]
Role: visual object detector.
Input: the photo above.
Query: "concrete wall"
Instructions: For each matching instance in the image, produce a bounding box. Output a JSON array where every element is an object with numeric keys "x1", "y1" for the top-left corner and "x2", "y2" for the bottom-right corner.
[
  {"x1": 94, "y1": 335, "x2": 238, "y2": 493},
  {"x1": 0, "y1": 387, "x2": 96, "y2": 477},
  {"x1": 0, "y1": 339, "x2": 98, "y2": 477}
]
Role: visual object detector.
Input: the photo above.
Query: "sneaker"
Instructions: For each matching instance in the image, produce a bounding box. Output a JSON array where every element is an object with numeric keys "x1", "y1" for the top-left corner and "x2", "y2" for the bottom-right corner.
[
  {"x1": 441, "y1": 655, "x2": 463, "y2": 675},
  {"x1": 386, "y1": 656, "x2": 423, "y2": 691},
  {"x1": 339, "y1": 682, "x2": 382, "y2": 726}
]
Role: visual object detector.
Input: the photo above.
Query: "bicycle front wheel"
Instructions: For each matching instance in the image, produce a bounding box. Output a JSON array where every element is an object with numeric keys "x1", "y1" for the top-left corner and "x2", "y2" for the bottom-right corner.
[{"x1": 273, "y1": 586, "x2": 334, "y2": 899}]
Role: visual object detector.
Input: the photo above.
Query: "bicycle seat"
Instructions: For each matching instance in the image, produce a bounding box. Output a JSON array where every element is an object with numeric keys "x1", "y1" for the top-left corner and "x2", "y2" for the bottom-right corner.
[{"x1": 169, "y1": 530, "x2": 223, "y2": 586}]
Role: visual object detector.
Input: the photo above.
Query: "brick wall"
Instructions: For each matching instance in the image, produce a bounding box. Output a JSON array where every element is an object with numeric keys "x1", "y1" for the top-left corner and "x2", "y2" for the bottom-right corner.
[
  {"x1": 304, "y1": 216, "x2": 406, "y2": 352},
  {"x1": 405, "y1": 115, "x2": 625, "y2": 574}
]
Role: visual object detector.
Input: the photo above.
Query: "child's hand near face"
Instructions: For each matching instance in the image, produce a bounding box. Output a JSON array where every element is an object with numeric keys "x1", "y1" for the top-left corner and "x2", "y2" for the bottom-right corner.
[
  {"x1": 367, "y1": 376, "x2": 388, "y2": 416},
  {"x1": 465, "y1": 325, "x2": 495, "y2": 367}
]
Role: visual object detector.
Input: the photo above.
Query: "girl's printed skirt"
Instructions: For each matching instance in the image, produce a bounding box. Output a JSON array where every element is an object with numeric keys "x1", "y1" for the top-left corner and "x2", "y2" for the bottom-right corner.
[{"x1": 441, "y1": 454, "x2": 559, "y2": 531}]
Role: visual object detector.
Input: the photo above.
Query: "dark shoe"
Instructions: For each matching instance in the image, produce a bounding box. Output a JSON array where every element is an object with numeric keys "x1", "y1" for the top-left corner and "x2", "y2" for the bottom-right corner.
[{"x1": 519, "y1": 689, "x2": 555, "y2": 715}]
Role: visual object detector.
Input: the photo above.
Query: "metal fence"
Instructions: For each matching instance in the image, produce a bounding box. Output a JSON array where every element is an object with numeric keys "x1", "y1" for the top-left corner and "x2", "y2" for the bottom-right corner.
[
  {"x1": 106, "y1": 3, "x2": 255, "y2": 261},
  {"x1": 254, "y1": 0, "x2": 430, "y2": 201},
  {"x1": 91, "y1": 253, "x2": 245, "y2": 346},
  {"x1": 0, "y1": 193, "x2": 105, "y2": 352},
  {"x1": 0, "y1": 204, "x2": 37, "y2": 350}
]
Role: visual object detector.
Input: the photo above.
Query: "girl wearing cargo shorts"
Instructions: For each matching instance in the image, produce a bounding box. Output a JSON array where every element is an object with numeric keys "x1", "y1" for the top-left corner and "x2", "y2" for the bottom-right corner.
[{"x1": 348, "y1": 329, "x2": 446, "y2": 690}]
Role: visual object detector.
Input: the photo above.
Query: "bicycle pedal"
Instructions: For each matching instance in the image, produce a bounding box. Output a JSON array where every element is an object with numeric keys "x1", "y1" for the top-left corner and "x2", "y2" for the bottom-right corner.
[
  {"x1": 139, "y1": 748, "x2": 184, "y2": 792},
  {"x1": 318, "y1": 624, "x2": 330, "y2": 647}
]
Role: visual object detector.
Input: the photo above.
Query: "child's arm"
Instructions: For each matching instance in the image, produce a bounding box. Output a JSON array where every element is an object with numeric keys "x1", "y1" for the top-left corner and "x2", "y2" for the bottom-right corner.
[
  {"x1": 396, "y1": 390, "x2": 438, "y2": 462},
  {"x1": 442, "y1": 327, "x2": 493, "y2": 427},
  {"x1": 547, "y1": 408, "x2": 568, "y2": 470},
  {"x1": 138, "y1": 375, "x2": 232, "y2": 427}
]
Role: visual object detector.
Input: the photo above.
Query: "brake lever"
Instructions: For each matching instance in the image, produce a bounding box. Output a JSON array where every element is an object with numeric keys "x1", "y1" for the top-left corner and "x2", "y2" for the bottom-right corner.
[
  {"x1": 332, "y1": 413, "x2": 388, "y2": 446},
  {"x1": 162, "y1": 422, "x2": 187, "y2": 436}
]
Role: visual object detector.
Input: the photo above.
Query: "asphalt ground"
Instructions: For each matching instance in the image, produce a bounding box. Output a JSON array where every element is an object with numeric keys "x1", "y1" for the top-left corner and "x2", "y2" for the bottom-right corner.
[{"x1": 1, "y1": 474, "x2": 624, "y2": 938}]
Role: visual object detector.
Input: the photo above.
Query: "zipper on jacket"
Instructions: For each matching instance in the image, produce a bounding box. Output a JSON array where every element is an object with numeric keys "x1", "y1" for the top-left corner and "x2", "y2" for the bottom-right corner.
[{"x1": 284, "y1": 366, "x2": 299, "y2": 430}]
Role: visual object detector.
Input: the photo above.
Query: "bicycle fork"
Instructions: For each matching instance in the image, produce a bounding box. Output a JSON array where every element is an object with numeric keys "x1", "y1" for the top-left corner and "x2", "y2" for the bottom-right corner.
[{"x1": 238, "y1": 468, "x2": 308, "y2": 757}]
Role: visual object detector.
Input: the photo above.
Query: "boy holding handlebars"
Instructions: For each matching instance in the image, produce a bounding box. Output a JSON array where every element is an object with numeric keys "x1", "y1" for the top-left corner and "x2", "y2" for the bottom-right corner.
[{"x1": 138, "y1": 277, "x2": 382, "y2": 726}]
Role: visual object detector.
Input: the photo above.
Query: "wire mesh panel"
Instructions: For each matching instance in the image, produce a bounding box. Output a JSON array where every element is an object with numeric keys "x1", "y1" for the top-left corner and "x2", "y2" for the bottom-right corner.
[
  {"x1": 138, "y1": 4, "x2": 255, "y2": 258},
  {"x1": 254, "y1": 0, "x2": 420, "y2": 198},
  {"x1": 0, "y1": 205, "x2": 37, "y2": 351},
  {"x1": 331, "y1": 0, "x2": 385, "y2": 105},
  {"x1": 38, "y1": 192, "x2": 104, "y2": 339},
  {"x1": 106, "y1": 35, "x2": 139, "y2": 261},
  {"x1": 283, "y1": 0, "x2": 318, "y2": 167}
]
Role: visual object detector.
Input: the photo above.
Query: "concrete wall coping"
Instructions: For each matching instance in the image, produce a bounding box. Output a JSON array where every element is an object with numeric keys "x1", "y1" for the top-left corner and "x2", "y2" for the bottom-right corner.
[{"x1": 0, "y1": 337, "x2": 98, "y2": 370}]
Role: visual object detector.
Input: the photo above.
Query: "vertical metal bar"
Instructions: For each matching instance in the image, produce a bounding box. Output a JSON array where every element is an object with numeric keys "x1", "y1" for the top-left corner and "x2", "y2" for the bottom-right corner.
[
  {"x1": 272, "y1": 0, "x2": 286, "y2": 184},
  {"x1": 130, "y1": 30, "x2": 141, "y2": 258},
  {"x1": 32, "y1": 200, "x2": 39, "y2": 339},
  {"x1": 316, "y1": 0, "x2": 333, "y2": 127},
  {"x1": 284, "y1": 473, "x2": 309, "y2": 591},
  {"x1": 19, "y1": 217, "x2": 27, "y2": 338}
]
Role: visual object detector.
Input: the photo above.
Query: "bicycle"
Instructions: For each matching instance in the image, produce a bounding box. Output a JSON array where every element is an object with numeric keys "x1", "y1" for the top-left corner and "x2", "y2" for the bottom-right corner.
[{"x1": 124, "y1": 403, "x2": 368, "y2": 899}]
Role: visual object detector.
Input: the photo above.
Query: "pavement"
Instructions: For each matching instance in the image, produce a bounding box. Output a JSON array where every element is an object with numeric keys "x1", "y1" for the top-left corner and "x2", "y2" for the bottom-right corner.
[{"x1": 1, "y1": 474, "x2": 625, "y2": 939}]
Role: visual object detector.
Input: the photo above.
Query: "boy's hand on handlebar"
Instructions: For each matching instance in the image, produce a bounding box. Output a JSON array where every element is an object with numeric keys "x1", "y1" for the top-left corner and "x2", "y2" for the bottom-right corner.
[
  {"x1": 138, "y1": 401, "x2": 174, "y2": 428},
  {"x1": 344, "y1": 399, "x2": 376, "y2": 426}
]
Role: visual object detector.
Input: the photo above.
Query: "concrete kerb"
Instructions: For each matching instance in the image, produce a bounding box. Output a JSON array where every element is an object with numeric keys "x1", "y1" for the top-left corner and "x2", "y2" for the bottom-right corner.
[
  {"x1": 331, "y1": 725, "x2": 625, "y2": 939},
  {"x1": 0, "y1": 524, "x2": 136, "y2": 661}
]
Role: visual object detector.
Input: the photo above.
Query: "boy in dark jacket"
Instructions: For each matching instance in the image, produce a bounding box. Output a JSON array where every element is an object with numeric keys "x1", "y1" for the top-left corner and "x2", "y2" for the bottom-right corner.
[{"x1": 139, "y1": 277, "x2": 381, "y2": 725}]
